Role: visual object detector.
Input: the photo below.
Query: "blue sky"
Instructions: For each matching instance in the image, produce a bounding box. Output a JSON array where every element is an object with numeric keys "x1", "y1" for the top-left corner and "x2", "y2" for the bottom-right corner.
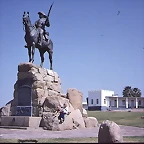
[{"x1": 0, "y1": 0, "x2": 144, "y2": 107}]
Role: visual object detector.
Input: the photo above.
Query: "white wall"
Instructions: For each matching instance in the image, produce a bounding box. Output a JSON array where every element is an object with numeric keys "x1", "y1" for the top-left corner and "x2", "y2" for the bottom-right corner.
[
  {"x1": 88, "y1": 90, "x2": 101, "y2": 106},
  {"x1": 101, "y1": 90, "x2": 114, "y2": 106},
  {"x1": 88, "y1": 90, "x2": 115, "y2": 107}
]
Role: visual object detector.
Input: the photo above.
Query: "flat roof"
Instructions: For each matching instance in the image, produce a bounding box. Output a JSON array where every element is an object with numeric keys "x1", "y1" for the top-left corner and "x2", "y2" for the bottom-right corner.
[{"x1": 105, "y1": 96, "x2": 118, "y2": 98}]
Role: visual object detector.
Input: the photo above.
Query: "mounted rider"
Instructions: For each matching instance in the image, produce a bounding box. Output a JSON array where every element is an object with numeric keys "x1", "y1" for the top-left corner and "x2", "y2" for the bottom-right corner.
[
  {"x1": 24, "y1": 3, "x2": 54, "y2": 49},
  {"x1": 35, "y1": 11, "x2": 50, "y2": 48},
  {"x1": 24, "y1": 11, "x2": 50, "y2": 48}
]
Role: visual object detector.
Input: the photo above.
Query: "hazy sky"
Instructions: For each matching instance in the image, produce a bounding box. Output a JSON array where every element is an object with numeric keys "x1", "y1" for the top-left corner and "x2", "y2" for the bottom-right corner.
[{"x1": 0, "y1": 0, "x2": 144, "y2": 107}]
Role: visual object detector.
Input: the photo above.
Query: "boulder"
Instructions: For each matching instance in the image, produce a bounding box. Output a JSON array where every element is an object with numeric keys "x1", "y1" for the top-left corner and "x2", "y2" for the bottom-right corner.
[
  {"x1": 66, "y1": 88, "x2": 83, "y2": 114},
  {"x1": 41, "y1": 112, "x2": 60, "y2": 130},
  {"x1": 67, "y1": 109, "x2": 85, "y2": 129},
  {"x1": 41, "y1": 109, "x2": 85, "y2": 131},
  {"x1": 41, "y1": 112, "x2": 74, "y2": 131},
  {"x1": 98, "y1": 120, "x2": 123, "y2": 143},
  {"x1": 56, "y1": 114, "x2": 74, "y2": 131},
  {"x1": 43, "y1": 96, "x2": 74, "y2": 113},
  {"x1": 84, "y1": 117, "x2": 98, "y2": 128},
  {"x1": 0, "y1": 100, "x2": 15, "y2": 117}
]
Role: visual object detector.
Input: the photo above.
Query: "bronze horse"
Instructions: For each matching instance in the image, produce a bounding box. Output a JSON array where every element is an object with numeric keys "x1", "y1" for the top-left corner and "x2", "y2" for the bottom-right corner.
[{"x1": 22, "y1": 12, "x2": 53, "y2": 70}]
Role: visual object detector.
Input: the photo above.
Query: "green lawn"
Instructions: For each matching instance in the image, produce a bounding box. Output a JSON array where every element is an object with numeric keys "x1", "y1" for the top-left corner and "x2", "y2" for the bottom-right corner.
[
  {"x1": 87, "y1": 111, "x2": 144, "y2": 127},
  {"x1": 0, "y1": 137, "x2": 144, "y2": 143}
]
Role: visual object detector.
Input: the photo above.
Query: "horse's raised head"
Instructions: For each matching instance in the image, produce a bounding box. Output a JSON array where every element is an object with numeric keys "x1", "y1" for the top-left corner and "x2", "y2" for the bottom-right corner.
[
  {"x1": 23, "y1": 11, "x2": 30, "y2": 25},
  {"x1": 23, "y1": 11, "x2": 29, "y2": 17}
]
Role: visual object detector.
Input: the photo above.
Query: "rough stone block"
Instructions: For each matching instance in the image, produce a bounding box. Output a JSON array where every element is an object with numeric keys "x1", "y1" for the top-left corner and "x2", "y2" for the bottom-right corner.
[
  {"x1": 48, "y1": 89, "x2": 61, "y2": 97},
  {"x1": 32, "y1": 81, "x2": 46, "y2": 89},
  {"x1": 43, "y1": 75, "x2": 54, "y2": 82},
  {"x1": 46, "y1": 82, "x2": 62, "y2": 93},
  {"x1": 32, "y1": 88, "x2": 45, "y2": 99},
  {"x1": 18, "y1": 63, "x2": 38, "y2": 72},
  {"x1": 17, "y1": 72, "x2": 32, "y2": 80},
  {"x1": 47, "y1": 70, "x2": 54, "y2": 76},
  {"x1": 38, "y1": 67, "x2": 47, "y2": 76},
  {"x1": 32, "y1": 73, "x2": 44, "y2": 81}
]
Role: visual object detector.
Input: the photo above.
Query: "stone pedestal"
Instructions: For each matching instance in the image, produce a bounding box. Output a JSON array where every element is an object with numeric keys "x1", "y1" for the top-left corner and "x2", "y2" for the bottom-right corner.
[
  {"x1": 1, "y1": 116, "x2": 41, "y2": 128},
  {"x1": 0, "y1": 62, "x2": 63, "y2": 129},
  {"x1": 12, "y1": 62, "x2": 62, "y2": 117}
]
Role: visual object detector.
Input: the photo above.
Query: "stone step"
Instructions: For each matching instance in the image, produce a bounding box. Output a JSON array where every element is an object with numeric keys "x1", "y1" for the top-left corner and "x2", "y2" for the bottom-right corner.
[{"x1": 0, "y1": 126, "x2": 27, "y2": 129}]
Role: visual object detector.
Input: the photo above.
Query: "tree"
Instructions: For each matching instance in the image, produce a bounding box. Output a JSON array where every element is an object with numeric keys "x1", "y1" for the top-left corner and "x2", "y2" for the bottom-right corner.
[
  {"x1": 122, "y1": 86, "x2": 132, "y2": 97},
  {"x1": 131, "y1": 88, "x2": 141, "y2": 97},
  {"x1": 122, "y1": 86, "x2": 142, "y2": 97}
]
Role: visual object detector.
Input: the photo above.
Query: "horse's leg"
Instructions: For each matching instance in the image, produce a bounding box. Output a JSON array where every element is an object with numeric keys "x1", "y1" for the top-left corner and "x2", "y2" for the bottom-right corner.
[
  {"x1": 28, "y1": 47, "x2": 32, "y2": 62},
  {"x1": 39, "y1": 49, "x2": 44, "y2": 67},
  {"x1": 31, "y1": 42, "x2": 35, "y2": 63},
  {"x1": 48, "y1": 51, "x2": 53, "y2": 70}
]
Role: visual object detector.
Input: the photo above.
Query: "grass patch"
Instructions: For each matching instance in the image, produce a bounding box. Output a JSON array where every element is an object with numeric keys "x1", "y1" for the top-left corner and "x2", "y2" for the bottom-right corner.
[
  {"x1": 87, "y1": 111, "x2": 144, "y2": 128},
  {"x1": 0, "y1": 136, "x2": 144, "y2": 143},
  {"x1": 0, "y1": 139, "x2": 18, "y2": 143}
]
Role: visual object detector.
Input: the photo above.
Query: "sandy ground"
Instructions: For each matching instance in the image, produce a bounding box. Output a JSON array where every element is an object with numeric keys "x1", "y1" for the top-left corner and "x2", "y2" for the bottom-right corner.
[{"x1": 0, "y1": 125, "x2": 144, "y2": 140}]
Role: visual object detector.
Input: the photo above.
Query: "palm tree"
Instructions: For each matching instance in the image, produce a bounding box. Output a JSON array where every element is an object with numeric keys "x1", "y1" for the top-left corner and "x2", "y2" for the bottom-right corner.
[
  {"x1": 131, "y1": 88, "x2": 141, "y2": 97},
  {"x1": 122, "y1": 86, "x2": 132, "y2": 97}
]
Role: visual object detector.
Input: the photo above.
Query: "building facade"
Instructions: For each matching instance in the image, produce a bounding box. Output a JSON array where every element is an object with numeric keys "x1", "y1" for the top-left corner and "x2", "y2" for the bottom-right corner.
[{"x1": 87, "y1": 89, "x2": 144, "y2": 111}]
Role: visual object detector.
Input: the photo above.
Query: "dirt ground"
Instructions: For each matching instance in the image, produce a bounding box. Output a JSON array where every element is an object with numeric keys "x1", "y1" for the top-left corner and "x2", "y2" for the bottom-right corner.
[{"x1": 0, "y1": 125, "x2": 144, "y2": 140}]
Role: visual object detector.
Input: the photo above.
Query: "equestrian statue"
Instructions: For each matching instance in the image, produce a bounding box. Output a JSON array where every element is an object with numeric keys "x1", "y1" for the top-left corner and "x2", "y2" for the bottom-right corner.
[{"x1": 22, "y1": 3, "x2": 54, "y2": 70}]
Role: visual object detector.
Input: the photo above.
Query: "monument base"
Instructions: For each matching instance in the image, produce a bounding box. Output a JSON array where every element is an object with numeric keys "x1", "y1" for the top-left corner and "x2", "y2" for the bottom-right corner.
[{"x1": 1, "y1": 116, "x2": 41, "y2": 128}]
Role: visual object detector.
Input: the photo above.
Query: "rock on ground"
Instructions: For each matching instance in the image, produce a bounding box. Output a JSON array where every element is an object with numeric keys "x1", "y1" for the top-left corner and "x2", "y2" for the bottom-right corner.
[
  {"x1": 98, "y1": 120, "x2": 123, "y2": 143},
  {"x1": 84, "y1": 117, "x2": 98, "y2": 128}
]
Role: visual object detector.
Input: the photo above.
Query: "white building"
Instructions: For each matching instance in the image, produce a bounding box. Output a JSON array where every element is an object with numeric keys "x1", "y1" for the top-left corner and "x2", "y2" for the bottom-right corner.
[{"x1": 87, "y1": 89, "x2": 144, "y2": 111}]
